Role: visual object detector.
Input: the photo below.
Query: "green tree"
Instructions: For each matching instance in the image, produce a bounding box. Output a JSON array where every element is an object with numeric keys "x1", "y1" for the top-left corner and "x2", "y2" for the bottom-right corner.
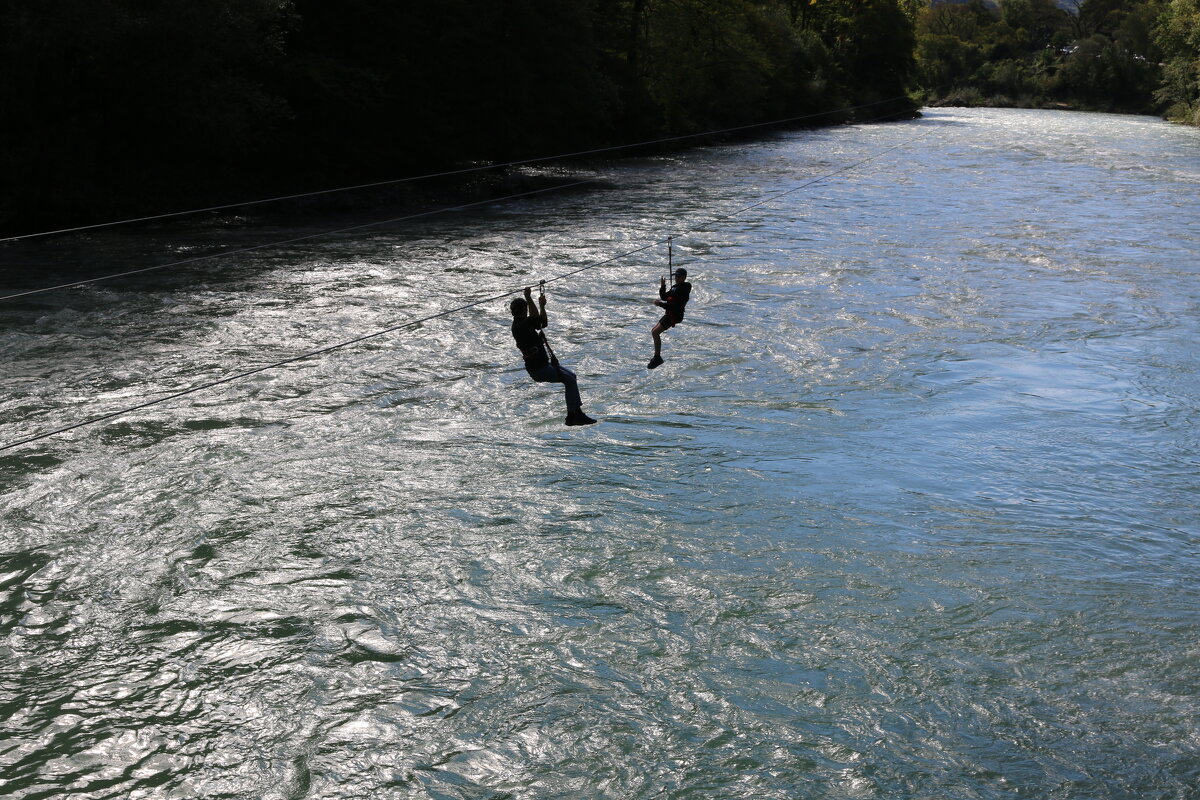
[
  {"x1": 1155, "y1": 0, "x2": 1200, "y2": 123},
  {"x1": 999, "y1": 0, "x2": 1071, "y2": 50},
  {"x1": 1052, "y1": 33, "x2": 1158, "y2": 109},
  {"x1": 281, "y1": 0, "x2": 618, "y2": 171},
  {"x1": 912, "y1": 0, "x2": 1165, "y2": 114},
  {"x1": 0, "y1": 0, "x2": 290, "y2": 229},
  {"x1": 0, "y1": 0, "x2": 925, "y2": 236}
]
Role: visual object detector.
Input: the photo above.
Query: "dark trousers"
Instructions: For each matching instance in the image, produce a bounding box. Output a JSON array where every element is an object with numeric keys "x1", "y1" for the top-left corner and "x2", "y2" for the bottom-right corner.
[{"x1": 527, "y1": 363, "x2": 582, "y2": 412}]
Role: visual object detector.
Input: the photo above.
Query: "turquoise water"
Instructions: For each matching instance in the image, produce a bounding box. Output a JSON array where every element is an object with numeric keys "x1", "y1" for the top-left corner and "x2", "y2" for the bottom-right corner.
[{"x1": 1, "y1": 108, "x2": 1198, "y2": 799}]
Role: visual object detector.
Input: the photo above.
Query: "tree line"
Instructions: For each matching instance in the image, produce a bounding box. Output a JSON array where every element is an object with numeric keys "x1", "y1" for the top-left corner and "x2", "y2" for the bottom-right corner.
[
  {"x1": 914, "y1": 0, "x2": 1200, "y2": 122},
  {"x1": 0, "y1": 0, "x2": 917, "y2": 236},
  {"x1": 0, "y1": 1, "x2": 1195, "y2": 237}
]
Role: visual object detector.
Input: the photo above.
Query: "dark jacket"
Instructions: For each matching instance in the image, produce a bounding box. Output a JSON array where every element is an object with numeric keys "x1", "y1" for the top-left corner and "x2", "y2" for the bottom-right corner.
[
  {"x1": 659, "y1": 281, "x2": 692, "y2": 322},
  {"x1": 512, "y1": 316, "x2": 550, "y2": 371}
]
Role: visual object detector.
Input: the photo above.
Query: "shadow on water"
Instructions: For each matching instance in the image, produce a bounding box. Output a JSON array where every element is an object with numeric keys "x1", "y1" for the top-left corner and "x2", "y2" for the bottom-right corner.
[{"x1": 0, "y1": 451, "x2": 66, "y2": 484}]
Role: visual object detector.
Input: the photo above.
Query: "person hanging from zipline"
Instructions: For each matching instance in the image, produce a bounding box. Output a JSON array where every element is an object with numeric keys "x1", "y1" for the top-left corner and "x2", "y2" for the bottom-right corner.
[
  {"x1": 647, "y1": 262, "x2": 692, "y2": 370},
  {"x1": 510, "y1": 283, "x2": 597, "y2": 426}
]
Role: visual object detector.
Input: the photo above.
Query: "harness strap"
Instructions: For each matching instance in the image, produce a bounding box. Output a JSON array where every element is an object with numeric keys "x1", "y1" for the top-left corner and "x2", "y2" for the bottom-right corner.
[{"x1": 538, "y1": 281, "x2": 560, "y2": 366}]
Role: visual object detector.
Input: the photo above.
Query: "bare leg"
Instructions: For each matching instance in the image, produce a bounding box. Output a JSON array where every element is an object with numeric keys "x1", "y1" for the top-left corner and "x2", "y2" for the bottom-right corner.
[{"x1": 648, "y1": 323, "x2": 665, "y2": 369}]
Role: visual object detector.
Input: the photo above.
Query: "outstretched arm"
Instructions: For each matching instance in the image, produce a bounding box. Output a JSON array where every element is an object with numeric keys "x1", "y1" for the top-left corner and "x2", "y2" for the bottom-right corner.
[{"x1": 521, "y1": 286, "x2": 546, "y2": 329}]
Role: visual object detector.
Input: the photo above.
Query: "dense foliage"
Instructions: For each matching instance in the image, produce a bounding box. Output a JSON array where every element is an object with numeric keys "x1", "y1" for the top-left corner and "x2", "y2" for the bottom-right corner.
[
  {"x1": 913, "y1": 0, "x2": 1198, "y2": 121},
  {"x1": 3, "y1": 0, "x2": 1195, "y2": 236},
  {"x1": 1155, "y1": 0, "x2": 1200, "y2": 124},
  {"x1": 0, "y1": 0, "x2": 918, "y2": 235}
]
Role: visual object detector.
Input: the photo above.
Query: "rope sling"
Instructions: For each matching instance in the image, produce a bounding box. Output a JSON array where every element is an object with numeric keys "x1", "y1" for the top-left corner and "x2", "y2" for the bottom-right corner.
[{"x1": 536, "y1": 280, "x2": 561, "y2": 368}]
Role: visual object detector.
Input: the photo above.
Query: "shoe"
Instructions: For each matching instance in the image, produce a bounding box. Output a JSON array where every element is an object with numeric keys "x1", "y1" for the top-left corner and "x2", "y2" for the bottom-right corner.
[
  {"x1": 565, "y1": 410, "x2": 597, "y2": 426},
  {"x1": 647, "y1": 354, "x2": 664, "y2": 369}
]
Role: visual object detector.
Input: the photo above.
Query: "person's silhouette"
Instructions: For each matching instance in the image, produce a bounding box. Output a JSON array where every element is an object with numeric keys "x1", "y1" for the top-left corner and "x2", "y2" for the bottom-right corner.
[
  {"x1": 648, "y1": 268, "x2": 692, "y2": 369},
  {"x1": 510, "y1": 286, "x2": 597, "y2": 426}
]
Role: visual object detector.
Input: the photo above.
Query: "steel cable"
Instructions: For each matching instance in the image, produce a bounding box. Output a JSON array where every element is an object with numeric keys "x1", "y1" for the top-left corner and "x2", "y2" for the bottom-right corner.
[
  {"x1": 0, "y1": 117, "x2": 932, "y2": 453},
  {"x1": 0, "y1": 95, "x2": 915, "y2": 245}
]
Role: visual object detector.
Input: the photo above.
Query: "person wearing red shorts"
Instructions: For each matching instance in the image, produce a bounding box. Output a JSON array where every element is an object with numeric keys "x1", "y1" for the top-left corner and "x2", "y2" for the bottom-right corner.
[{"x1": 648, "y1": 268, "x2": 692, "y2": 369}]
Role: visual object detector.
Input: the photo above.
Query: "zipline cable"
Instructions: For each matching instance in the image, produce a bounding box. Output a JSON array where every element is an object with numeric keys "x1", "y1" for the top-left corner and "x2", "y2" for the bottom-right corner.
[
  {"x1": 0, "y1": 118, "x2": 932, "y2": 454},
  {"x1": 0, "y1": 102, "x2": 923, "y2": 305},
  {"x1": 0, "y1": 282, "x2": 564, "y2": 454},
  {"x1": 542, "y1": 123, "x2": 934, "y2": 289},
  {"x1": 0, "y1": 95, "x2": 916, "y2": 244},
  {"x1": 0, "y1": 181, "x2": 593, "y2": 303}
]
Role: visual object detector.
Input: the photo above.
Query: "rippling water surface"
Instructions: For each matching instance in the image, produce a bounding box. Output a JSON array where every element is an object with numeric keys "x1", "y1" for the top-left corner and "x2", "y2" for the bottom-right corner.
[{"x1": 2, "y1": 108, "x2": 1198, "y2": 799}]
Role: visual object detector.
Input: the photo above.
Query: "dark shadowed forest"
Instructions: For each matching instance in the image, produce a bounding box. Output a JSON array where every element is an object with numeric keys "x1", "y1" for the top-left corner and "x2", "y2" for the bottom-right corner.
[
  {"x1": 0, "y1": 0, "x2": 918, "y2": 235},
  {"x1": 0, "y1": 0, "x2": 1195, "y2": 236}
]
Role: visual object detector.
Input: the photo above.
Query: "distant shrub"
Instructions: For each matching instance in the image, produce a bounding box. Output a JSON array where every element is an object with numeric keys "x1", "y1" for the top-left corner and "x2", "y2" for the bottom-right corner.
[{"x1": 943, "y1": 86, "x2": 986, "y2": 106}]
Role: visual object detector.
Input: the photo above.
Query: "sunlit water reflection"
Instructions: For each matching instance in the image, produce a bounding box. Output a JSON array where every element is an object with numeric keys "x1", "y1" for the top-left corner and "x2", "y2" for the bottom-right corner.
[{"x1": 2, "y1": 108, "x2": 1198, "y2": 799}]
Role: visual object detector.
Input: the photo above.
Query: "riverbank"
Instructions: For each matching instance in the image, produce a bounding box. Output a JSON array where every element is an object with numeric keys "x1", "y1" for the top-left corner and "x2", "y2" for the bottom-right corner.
[
  {"x1": 0, "y1": 1, "x2": 924, "y2": 241},
  {"x1": 920, "y1": 86, "x2": 1160, "y2": 116},
  {"x1": 922, "y1": 89, "x2": 1200, "y2": 127},
  {"x1": 2, "y1": 100, "x2": 919, "y2": 248}
]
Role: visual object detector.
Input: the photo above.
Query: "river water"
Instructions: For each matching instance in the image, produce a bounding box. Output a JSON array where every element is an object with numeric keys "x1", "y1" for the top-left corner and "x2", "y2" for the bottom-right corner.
[{"x1": 1, "y1": 108, "x2": 1198, "y2": 799}]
